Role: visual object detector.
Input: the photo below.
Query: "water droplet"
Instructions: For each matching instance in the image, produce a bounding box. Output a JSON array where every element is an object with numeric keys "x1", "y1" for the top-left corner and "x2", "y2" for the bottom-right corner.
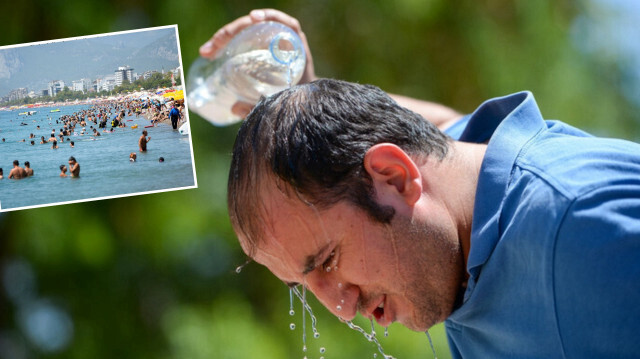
[
  {"x1": 341, "y1": 299, "x2": 345, "y2": 304},
  {"x1": 336, "y1": 305, "x2": 342, "y2": 311},
  {"x1": 290, "y1": 323, "x2": 296, "y2": 330},
  {"x1": 338, "y1": 282, "x2": 343, "y2": 289},
  {"x1": 302, "y1": 287, "x2": 307, "y2": 352},
  {"x1": 313, "y1": 332, "x2": 320, "y2": 338},
  {"x1": 320, "y1": 347, "x2": 326, "y2": 353},
  {"x1": 289, "y1": 309, "x2": 295, "y2": 316},
  {"x1": 333, "y1": 266, "x2": 338, "y2": 271},
  {"x1": 384, "y1": 327, "x2": 389, "y2": 337},
  {"x1": 235, "y1": 266, "x2": 242, "y2": 273},
  {"x1": 426, "y1": 330, "x2": 438, "y2": 359},
  {"x1": 374, "y1": 354, "x2": 378, "y2": 358}
]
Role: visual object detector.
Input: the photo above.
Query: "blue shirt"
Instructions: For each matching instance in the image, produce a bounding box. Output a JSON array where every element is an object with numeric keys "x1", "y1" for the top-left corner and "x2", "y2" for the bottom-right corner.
[{"x1": 443, "y1": 92, "x2": 640, "y2": 358}]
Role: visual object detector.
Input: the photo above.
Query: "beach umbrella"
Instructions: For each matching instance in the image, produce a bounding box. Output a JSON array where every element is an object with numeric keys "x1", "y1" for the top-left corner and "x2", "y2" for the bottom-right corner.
[{"x1": 163, "y1": 90, "x2": 183, "y2": 100}]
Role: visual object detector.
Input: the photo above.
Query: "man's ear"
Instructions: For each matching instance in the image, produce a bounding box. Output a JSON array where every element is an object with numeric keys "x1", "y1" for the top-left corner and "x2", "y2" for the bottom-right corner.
[{"x1": 363, "y1": 143, "x2": 422, "y2": 207}]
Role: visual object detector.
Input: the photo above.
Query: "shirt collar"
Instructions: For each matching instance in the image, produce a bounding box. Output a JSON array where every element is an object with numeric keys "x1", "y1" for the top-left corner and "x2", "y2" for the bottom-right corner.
[{"x1": 460, "y1": 91, "x2": 546, "y2": 282}]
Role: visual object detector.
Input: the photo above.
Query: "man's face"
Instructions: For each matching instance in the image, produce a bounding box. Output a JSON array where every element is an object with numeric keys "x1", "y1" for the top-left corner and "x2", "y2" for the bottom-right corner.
[{"x1": 246, "y1": 181, "x2": 465, "y2": 332}]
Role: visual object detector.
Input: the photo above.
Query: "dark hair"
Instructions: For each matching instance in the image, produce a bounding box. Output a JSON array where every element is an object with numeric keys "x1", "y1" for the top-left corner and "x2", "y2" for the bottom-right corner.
[
  {"x1": 69, "y1": 156, "x2": 76, "y2": 162},
  {"x1": 13, "y1": 160, "x2": 19, "y2": 166},
  {"x1": 227, "y1": 78, "x2": 450, "y2": 255},
  {"x1": 60, "y1": 164, "x2": 65, "y2": 170},
  {"x1": 25, "y1": 161, "x2": 30, "y2": 166}
]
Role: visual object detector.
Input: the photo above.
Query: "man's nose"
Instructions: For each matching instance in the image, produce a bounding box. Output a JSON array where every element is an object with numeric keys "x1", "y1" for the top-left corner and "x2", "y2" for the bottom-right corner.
[{"x1": 304, "y1": 271, "x2": 360, "y2": 321}]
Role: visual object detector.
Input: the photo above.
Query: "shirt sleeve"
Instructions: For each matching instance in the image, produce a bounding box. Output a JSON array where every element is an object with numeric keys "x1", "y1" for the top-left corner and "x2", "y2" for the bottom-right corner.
[{"x1": 553, "y1": 184, "x2": 640, "y2": 357}]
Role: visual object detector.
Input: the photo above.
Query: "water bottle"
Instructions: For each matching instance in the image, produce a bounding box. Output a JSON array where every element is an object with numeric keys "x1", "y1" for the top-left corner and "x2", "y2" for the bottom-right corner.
[{"x1": 187, "y1": 21, "x2": 306, "y2": 126}]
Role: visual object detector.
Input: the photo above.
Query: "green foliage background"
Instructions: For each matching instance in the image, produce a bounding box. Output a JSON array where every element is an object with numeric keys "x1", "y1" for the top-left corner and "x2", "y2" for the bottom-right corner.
[{"x1": 1, "y1": 1, "x2": 638, "y2": 358}]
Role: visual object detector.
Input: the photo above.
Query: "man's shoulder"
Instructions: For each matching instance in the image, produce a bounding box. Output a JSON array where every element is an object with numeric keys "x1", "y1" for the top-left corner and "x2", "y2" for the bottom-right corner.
[{"x1": 515, "y1": 129, "x2": 640, "y2": 200}]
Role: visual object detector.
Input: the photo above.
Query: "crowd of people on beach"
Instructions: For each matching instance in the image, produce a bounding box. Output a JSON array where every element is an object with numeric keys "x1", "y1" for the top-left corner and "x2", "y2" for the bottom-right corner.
[{"x1": 0, "y1": 92, "x2": 185, "y2": 181}]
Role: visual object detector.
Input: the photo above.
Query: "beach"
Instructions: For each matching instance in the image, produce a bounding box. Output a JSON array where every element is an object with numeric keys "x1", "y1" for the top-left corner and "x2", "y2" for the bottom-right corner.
[{"x1": 0, "y1": 91, "x2": 195, "y2": 211}]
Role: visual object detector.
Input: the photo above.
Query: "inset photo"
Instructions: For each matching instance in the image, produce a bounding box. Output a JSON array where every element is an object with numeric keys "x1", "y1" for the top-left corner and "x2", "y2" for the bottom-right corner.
[{"x1": 0, "y1": 25, "x2": 197, "y2": 212}]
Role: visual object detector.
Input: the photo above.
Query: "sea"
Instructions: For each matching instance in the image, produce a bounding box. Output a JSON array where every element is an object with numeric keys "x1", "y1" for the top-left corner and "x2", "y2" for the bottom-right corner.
[{"x1": 0, "y1": 103, "x2": 197, "y2": 211}]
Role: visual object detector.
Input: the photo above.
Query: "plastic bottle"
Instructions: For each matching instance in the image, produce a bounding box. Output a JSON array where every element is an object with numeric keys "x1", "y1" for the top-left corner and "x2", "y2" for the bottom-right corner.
[{"x1": 187, "y1": 21, "x2": 306, "y2": 126}]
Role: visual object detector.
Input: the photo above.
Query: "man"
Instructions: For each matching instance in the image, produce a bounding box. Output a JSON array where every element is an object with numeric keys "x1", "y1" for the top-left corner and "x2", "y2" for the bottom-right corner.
[
  {"x1": 139, "y1": 130, "x2": 150, "y2": 152},
  {"x1": 214, "y1": 10, "x2": 640, "y2": 358},
  {"x1": 0, "y1": 168, "x2": 3, "y2": 179},
  {"x1": 227, "y1": 77, "x2": 640, "y2": 357},
  {"x1": 68, "y1": 156, "x2": 80, "y2": 178},
  {"x1": 8, "y1": 160, "x2": 27, "y2": 179},
  {"x1": 24, "y1": 161, "x2": 33, "y2": 176},
  {"x1": 59, "y1": 164, "x2": 67, "y2": 177},
  {"x1": 169, "y1": 103, "x2": 182, "y2": 130}
]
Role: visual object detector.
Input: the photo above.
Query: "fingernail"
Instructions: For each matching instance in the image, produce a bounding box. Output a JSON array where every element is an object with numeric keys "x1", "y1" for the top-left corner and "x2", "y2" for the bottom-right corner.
[
  {"x1": 199, "y1": 40, "x2": 213, "y2": 53},
  {"x1": 251, "y1": 10, "x2": 266, "y2": 20}
]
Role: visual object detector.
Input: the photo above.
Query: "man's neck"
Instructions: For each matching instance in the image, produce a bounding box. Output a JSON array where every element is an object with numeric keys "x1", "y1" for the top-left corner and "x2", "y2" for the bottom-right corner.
[{"x1": 425, "y1": 141, "x2": 487, "y2": 269}]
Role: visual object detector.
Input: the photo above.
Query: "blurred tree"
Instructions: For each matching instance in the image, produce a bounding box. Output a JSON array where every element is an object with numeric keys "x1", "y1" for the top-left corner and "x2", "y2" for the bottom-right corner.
[{"x1": 1, "y1": 0, "x2": 638, "y2": 359}]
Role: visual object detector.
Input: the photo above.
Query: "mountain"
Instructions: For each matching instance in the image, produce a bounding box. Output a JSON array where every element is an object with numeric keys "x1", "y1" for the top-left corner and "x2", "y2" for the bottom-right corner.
[{"x1": 0, "y1": 27, "x2": 181, "y2": 95}]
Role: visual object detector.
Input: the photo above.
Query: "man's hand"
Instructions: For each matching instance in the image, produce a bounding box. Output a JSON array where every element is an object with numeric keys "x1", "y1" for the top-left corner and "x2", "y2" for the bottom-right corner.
[{"x1": 199, "y1": 9, "x2": 316, "y2": 85}]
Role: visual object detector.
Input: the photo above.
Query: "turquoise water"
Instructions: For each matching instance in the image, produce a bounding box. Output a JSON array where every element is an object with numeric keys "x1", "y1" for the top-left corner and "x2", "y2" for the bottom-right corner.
[{"x1": 0, "y1": 104, "x2": 197, "y2": 211}]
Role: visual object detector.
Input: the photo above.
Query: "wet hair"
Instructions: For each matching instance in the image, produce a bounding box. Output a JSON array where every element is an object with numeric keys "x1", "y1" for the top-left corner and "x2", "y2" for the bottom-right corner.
[
  {"x1": 228, "y1": 78, "x2": 450, "y2": 255},
  {"x1": 0, "y1": 168, "x2": 3, "y2": 174},
  {"x1": 13, "y1": 160, "x2": 19, "y2": 166},
  {"x1": 25, "y1": 161, "x2": 30, "y2": 166},
  {"x1": 142, "y1": 130, "x2": 148, "y2": 135},
  {"x1": 60, "y1": 164, "x2": 65, "y2": 170},
  {"x1": 69, "y1": 156, "x2": 76, "y2": 162},
  {"x1": 158, "y1": 157, "x2": 164, "y2": 162}
]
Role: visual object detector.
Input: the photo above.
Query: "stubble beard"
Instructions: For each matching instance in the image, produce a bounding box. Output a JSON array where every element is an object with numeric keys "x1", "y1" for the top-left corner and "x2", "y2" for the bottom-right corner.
[{"x1": 388, "y1": 213, "x2": 464, "y2": 332}]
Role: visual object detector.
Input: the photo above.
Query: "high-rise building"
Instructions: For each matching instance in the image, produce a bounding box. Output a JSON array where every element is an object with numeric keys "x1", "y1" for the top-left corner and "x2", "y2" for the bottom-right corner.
[
  {"x1": 8, "y1": 88, "x2": 28, "y2": 101},
  {"x1": 48, "y1": 80, "x2": 65, "y2": 97},
  {"x1": 101, "y1": 76, "x2": 117, "y2": 92},
  {"x1": 72, "y1": 78, "x2": 91, "y2": 93},
  {"x1": 114, "y1": 66, "x2": 134, "y2": 86}
]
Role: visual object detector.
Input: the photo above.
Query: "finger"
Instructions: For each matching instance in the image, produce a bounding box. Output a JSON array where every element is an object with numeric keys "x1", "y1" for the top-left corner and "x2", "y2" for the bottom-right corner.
[
  {"x1": 199, "y1": 15, "x2": 255, "y2": 58},
  {"x1": 249, "y1": 9, "x2": 302, "y2": 33},
  {"x1": 231, "y1": 101, "x2": 254, "y2": 118},
  {"x1": 250, "y1": 9, "x2": 316, "y2": 83}
]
